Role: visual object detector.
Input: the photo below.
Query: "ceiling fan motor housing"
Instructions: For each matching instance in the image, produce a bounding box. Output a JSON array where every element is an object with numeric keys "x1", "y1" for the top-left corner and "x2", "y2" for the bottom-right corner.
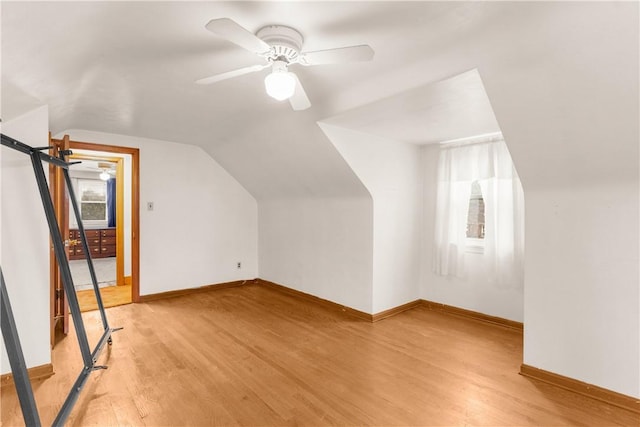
[{"x1": 256, "y1": 25, "x2": 304, "y2": 63}]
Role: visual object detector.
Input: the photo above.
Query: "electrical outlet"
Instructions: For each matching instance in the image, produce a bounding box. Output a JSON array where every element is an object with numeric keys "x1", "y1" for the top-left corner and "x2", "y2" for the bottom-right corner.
[
  {"x1": 237, "y1": 262, "x2": 241, "y2": 269},
  {"x1": 147, "y1": 202, "x2": 154, "y2": 211}
]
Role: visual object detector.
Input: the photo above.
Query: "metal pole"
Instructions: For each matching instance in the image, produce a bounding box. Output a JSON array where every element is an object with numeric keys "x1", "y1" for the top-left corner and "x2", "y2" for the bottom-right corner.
[
  {"x1": 29, "y1": 151, "x2": 94, "y2": 367},
  {"x1": 1, "y1": 133, "x2": 67, "y2": 168},
  {"x1": 0, "y1": 267, "x2": 42, "y2": 427},
  {"x1": 59, "y1": 151, "x2": 110, "y2": 331}
]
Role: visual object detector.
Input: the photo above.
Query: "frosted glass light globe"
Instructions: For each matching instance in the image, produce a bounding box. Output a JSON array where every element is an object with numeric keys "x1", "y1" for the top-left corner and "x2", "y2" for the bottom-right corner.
[{"x1": 264, "y1": 71, "x2": 296, "y2": 101}]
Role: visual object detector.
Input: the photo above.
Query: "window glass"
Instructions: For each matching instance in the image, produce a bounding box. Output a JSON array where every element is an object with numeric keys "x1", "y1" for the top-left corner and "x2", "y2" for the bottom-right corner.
[
  {"x1": 78, "y1": 179, "x2": 107, "y2": 221},
  {"x1": 466, "y1": 181, "x2": 485, "y2": 239}
]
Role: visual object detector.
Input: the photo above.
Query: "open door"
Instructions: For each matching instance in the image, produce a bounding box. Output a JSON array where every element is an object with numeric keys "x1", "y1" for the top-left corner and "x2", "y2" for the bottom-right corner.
[{"x1": 49, "y1": 134, "x2": 71, "y2": 345}]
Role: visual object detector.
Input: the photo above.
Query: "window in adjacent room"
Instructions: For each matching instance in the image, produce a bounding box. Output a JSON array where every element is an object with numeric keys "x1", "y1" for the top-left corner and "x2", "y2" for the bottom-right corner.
[{"x1": 78, "y1": 179, "x2": 107, "y2": 222}]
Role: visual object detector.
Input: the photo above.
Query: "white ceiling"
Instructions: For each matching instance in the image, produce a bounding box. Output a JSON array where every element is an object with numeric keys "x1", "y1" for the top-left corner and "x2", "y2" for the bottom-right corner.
[
  {"x1": 1, "y1": 1, "x2": 496, "y2": 137},
  {"x1": 70, "y1": 159, "x2": 116, "y2": 174},
  {"x1": 321, "y1": 69, "x2": 500, "y2": 145},
  {"x1": 1, "y1": 1, "x2": 567, "y2": 198}
]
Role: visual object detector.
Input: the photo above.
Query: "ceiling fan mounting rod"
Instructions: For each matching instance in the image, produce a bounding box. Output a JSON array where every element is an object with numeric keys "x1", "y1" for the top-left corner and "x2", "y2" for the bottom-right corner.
[{"x1": 270, "y1": 60, "x2": 289, "y2": 73}]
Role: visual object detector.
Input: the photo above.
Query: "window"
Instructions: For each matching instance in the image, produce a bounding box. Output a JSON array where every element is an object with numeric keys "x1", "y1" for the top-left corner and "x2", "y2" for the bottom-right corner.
[
  {"x1": 466, "y1": 181, "x2": 485, "y2": 239},
  {"x1": 78, "y1": 179, "x2": 107, "y2": 222},
  {"x1": 465, "y1": 181, "x2": 485, "y2": 253},
  {"x1": 433, "y1": 139, "x2": 525, "y2": 284}
]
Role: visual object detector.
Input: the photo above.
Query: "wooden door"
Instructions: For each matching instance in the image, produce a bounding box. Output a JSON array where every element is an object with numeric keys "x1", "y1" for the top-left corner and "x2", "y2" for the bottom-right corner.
[{"x1": 49, "y1": 134, "x2": 71, "y2": 344}]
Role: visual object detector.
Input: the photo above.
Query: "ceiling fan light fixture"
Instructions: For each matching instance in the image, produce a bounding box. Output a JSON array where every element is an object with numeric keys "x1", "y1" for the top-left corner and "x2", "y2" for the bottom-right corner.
[
  {"x1": 264, "y1": 60, "x2": 295, "y2": 101},
  {"x1": 264, "y1": 70, "x2": 296, "y2": 101},
  {"x1": 99, "y1": 171, "x2": 111, "y2": 181}
]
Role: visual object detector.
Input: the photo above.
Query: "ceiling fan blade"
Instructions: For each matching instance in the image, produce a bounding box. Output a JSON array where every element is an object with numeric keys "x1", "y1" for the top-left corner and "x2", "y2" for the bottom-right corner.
[
  {"x1": 205, "y1": 18, "x2": 271, "y2": 55},
  {"x1": 299, "y1": 45, "x2": 374, "y2": 66},
  {"x1": 289, "y1": 74, "x2": 311, "y2": 111},
  {"x1": 196, "y1": 64, "x2": 269, "y2": 85}
]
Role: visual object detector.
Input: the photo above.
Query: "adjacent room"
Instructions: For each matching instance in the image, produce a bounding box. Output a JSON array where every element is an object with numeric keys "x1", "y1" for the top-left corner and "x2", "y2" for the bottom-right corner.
[{"x1": 1, "y1": 1, "x2": 638, "y2": 425}]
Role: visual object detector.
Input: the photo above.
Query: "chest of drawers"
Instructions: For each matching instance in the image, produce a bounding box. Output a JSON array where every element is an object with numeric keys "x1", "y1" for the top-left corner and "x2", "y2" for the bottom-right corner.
[{"x1": 69, "y1": 228, "x2": 116, "y2": 260}]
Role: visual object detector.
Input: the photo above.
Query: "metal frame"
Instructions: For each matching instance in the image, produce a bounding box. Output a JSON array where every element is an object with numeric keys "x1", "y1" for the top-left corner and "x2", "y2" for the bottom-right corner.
[
  {"x1": 0, "y1": 267, "x2": 41, "y2": 427},
  {"x1": 1, "y1": 133, "x2": 121, "y2": 426}
]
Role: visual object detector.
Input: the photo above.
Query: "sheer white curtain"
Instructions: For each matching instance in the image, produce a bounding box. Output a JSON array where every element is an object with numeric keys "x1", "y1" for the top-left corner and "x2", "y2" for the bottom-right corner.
[{"x1": 433, "y1": 139, "x2": 524, "y2": 286}]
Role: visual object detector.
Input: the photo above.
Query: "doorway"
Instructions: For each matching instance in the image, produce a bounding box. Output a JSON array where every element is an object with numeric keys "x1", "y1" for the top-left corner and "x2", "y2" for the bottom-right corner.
[
  {"x1": 68, "y1": 154, "x2": 126, "y2": 311},
  {"x1": 50, "y1": 136, "x2": 140, "y2": 345}
]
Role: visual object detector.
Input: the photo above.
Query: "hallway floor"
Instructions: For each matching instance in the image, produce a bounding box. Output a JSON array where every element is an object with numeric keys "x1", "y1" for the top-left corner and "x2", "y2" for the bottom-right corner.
[{"x1": 69, "y1": 258, "x2": 116, "y2": 290}]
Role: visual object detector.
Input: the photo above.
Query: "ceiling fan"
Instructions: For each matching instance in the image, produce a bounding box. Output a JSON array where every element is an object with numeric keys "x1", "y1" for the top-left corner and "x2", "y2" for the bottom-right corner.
[
  {"x1": 196, "y1": 18, "x2": 375, "y2": 111},
  {"x1": 73, "y1": 160, "x2": 115, "y2": 181},
  {"x1": 96, "y1": 162, "x2": 116, "y2": 181}
]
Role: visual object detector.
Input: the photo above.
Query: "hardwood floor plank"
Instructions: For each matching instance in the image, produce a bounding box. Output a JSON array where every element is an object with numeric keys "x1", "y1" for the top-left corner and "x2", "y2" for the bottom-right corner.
[
  {"x1": 1, "y1": 283, "x2": 638, "y2": 426},
  {"x1": 76, "y1": 284, "x2": 132, "y2": 312}
]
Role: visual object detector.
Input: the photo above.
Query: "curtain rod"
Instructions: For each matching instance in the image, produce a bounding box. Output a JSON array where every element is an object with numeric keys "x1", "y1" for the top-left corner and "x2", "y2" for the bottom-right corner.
[{"x1": 438, "y1": 131, "x2": 503, "y2": 147}]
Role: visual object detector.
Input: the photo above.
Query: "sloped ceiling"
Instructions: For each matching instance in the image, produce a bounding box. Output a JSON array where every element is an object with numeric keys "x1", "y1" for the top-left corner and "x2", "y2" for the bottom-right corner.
[
  {"x1": 320, "y1": 69, "x2": 501, "y2": 145},
  {"x1": 2, "y1": 2, "x2": 637, "y2": 196}
]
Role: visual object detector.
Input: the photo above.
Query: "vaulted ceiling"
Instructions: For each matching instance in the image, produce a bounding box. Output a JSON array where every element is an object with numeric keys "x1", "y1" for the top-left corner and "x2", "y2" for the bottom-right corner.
[{"x1": 2, "y1": 2, "x2": 637, "y2": 197}]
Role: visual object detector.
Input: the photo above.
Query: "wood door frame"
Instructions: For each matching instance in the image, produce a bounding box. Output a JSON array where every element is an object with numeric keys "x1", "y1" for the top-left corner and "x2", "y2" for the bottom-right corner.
[
  {"x1": 67, "y1": 139, "x2": 140, "y2": 303},
  {"x1": 49, "y1": 134, "x2": 71, "y2": 346},
  {"x1": 68, "y1": 153, "x2": 125, "y2": 286}
]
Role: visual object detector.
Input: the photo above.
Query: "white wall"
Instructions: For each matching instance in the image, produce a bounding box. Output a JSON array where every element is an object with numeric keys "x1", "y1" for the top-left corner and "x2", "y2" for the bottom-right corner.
[
  {"x1": 420, "y1": 144, "x2": 524, "y2": 322},
  {"x1": 1, "y1": 105, "x2": 51, "y2": 374},
  {"x1": 522, "y1": 184, "x2": 638, "y2": 397},
  {"x1": 320, "y1": 124, "x2": 422, "y2": 313},
  {"x1": 475, "y1": 2, "x2": 639, "y2": 397},
  {"x1": 259, "y1": 197, "x2": 374, "y2": 314},
  {"x1": 60, "y1": 130, "x2": 258, "y2": 296}
]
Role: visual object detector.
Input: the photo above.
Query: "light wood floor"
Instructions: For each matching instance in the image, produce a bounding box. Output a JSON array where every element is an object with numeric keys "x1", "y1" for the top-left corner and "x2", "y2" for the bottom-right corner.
[
  {"x1": 1, "y1": 283, "x2": 638, "y2": 426},
  {"x1": 76, "y1": 284, "x2": 132, "y2": 312}
]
